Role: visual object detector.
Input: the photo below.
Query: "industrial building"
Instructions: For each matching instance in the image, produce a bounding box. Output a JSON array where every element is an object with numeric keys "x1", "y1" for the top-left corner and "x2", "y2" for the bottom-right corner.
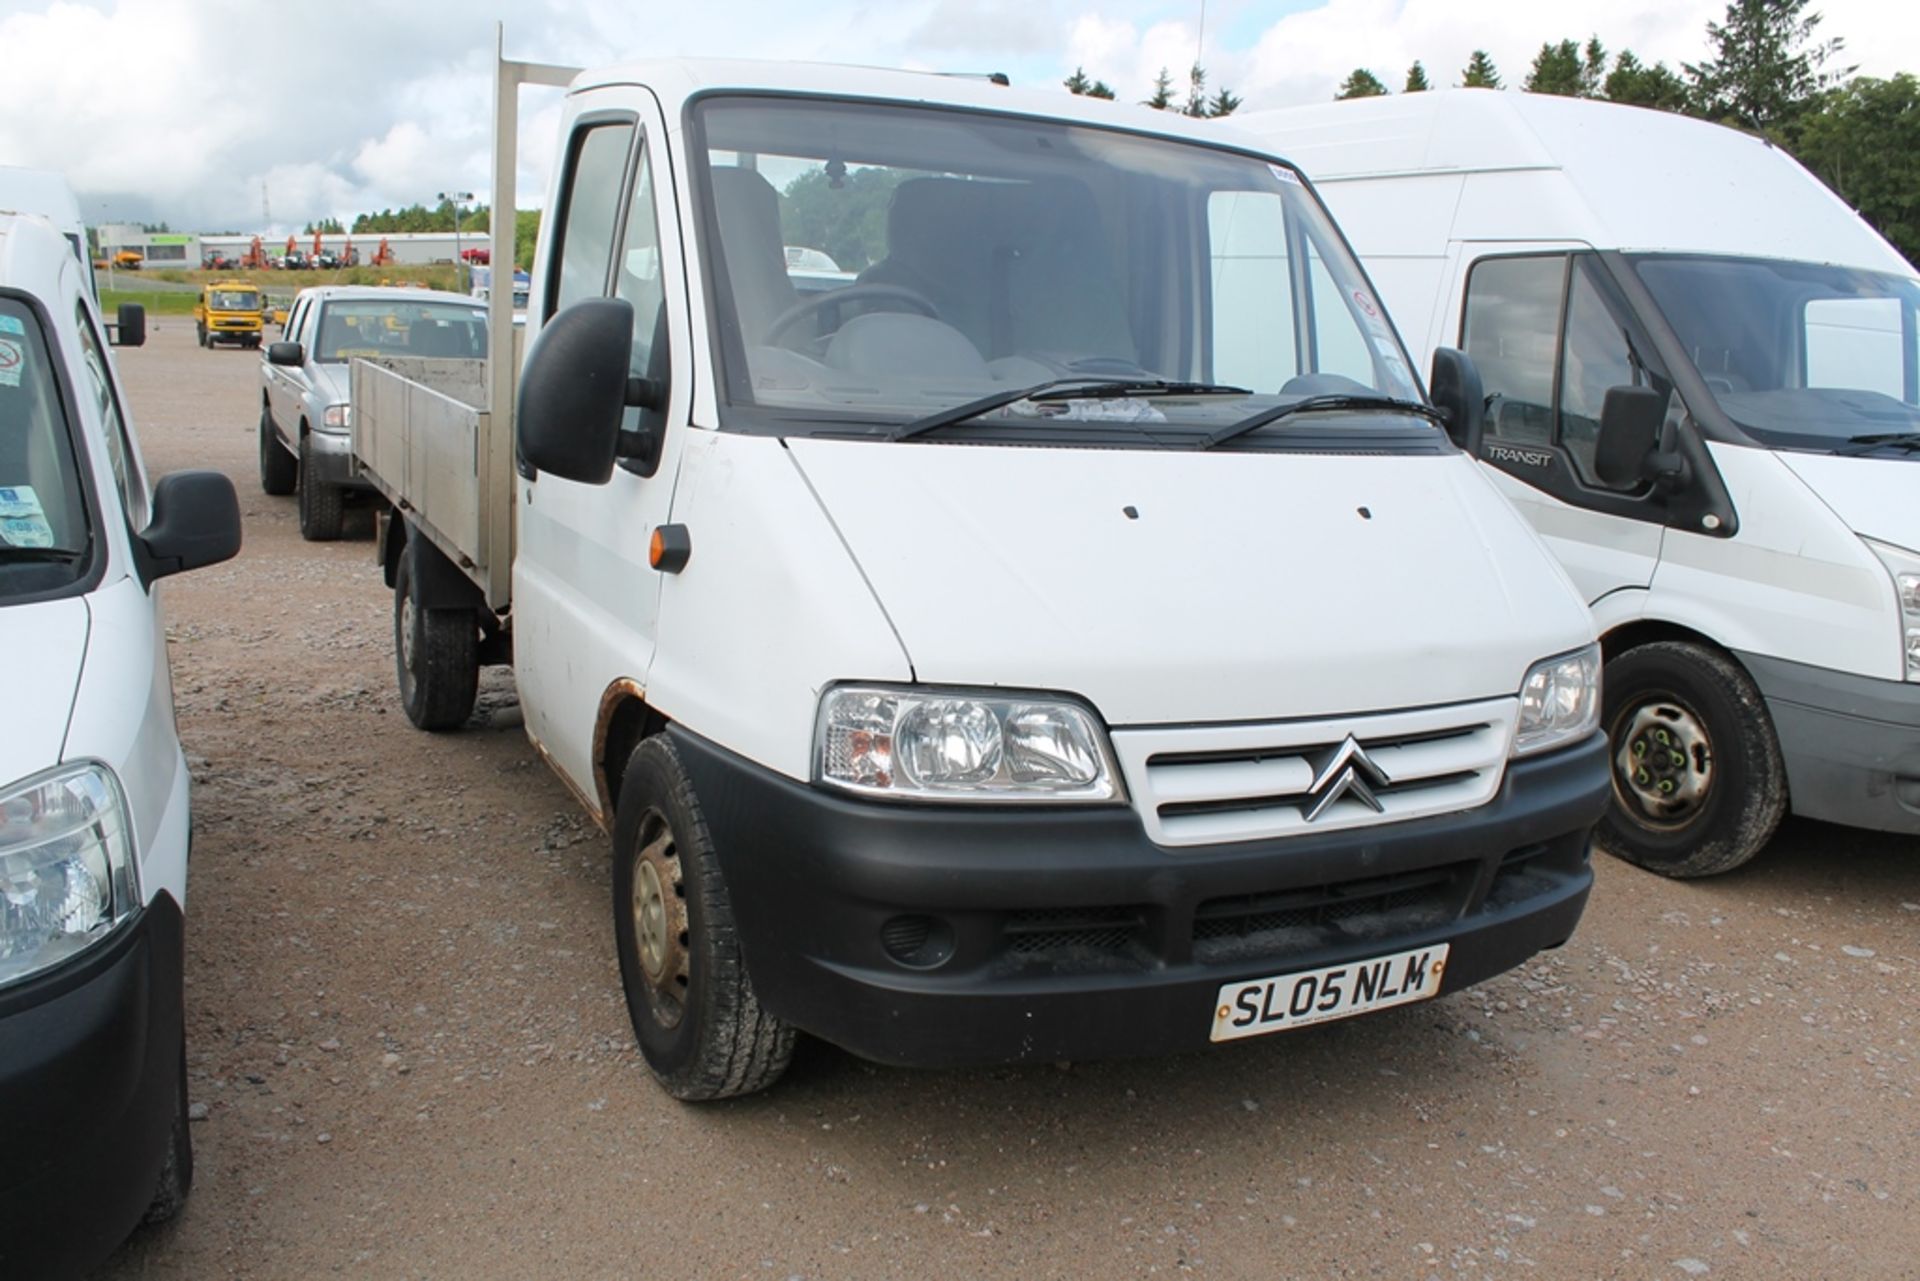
[{"x1": 95, "y1": 224, "x2": 492, "y2": 267}]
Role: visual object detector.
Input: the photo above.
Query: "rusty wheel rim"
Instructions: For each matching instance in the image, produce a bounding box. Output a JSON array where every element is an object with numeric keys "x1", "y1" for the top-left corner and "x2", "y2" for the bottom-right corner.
[{"x1": 629, "y1": 810, "x2": 689, "y2": 1029}]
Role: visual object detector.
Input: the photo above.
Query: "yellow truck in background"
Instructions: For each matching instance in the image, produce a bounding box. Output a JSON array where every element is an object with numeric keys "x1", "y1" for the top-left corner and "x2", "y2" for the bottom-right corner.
[{"x1": 194, "y1": 280, "x2": 266, "y2": 349}]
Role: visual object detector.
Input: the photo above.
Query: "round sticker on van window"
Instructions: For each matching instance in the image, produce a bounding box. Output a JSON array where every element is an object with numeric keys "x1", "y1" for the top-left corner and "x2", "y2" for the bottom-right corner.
[{"x1": 0, "y1": 336, "x2": 25, "y2": 388}]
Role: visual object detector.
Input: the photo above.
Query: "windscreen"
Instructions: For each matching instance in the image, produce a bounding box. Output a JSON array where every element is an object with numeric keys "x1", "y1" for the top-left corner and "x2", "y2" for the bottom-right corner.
[
  {"x1": 1632, "y1": 254, "x2": 1920, "y2": 452},
  {"x1": 210, "y1": 289, "x2": 260, "y2": 311},
  {"x1": 690, "y1": 96, "x2": 1422, "y2": 437},
  {"x1": 0, "y1": 296, "x2": 90, "y2": 597},
  {"x1": 311, "y1": 300, "x2": 486, "y2": 362}
]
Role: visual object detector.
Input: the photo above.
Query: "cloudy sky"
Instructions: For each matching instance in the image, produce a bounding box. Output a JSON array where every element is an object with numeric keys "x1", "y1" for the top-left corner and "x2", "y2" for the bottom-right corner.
[{"x1": 0, "y1": 0, "x2": 1909, "y2": 233}]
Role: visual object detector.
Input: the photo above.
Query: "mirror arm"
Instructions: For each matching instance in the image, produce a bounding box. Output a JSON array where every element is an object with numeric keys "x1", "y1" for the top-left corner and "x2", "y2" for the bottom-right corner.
[{"x1": 625, "y1": 376, "x2": 666, "y2": 412}]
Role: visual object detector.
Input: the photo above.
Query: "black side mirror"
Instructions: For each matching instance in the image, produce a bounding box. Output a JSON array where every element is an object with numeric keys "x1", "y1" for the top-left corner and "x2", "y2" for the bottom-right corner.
[
  {"x1": 1428, "y1": 347, "x2": 1484, "y2": 453},
  {"x1": 140, "y1": 471, "x2": 242, "y2": 581},
  {"x1": 519, "y1": 298, "x2": 644, "y2": 485},
  {"x1": 267, "y1": 341, "x2": 303, "y2": 367},
  {"x1": 1594, "y1": 386, "x2": 1667, "y2": 488},
  {"x1": 110, "y1": 303, "x2": 146, "y2": 348}
]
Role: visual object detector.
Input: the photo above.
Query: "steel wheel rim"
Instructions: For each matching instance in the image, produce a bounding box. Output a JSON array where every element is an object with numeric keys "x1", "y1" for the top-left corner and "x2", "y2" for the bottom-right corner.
[
  {"x1": 628, "y1": 810, "x2": 689, "y2": 1028},
  {"x1": 397, "y1": 593, "x2": 416, "y2": 678},
  {"x1": 1611, "y1": 697, "x2": 1714, "y2": 829}
]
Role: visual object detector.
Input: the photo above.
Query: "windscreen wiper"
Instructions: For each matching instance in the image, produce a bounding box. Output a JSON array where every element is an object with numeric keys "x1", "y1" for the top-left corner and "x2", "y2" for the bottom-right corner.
[
  {"x1": 889, "y1": 378, "x2": 1251, "y2": 442},
  {"x1": 1839, "y1": 431, "x2": 1920, "y2": 455},
  {"x1": 1198, "y1": 394, "x2": 1446, "y2": 450},
  {"x1": 0, "y1": 545, "x2": 84, "y2": 562}
]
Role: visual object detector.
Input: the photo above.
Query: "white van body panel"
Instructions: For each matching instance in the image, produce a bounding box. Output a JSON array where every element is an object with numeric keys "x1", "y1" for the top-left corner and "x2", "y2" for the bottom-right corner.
[
  {"x1": 643, "y1": 431, "x2": 914, "y2": 782},
  {"x1": 0, "y1": 599, "x2": 88, "y2": 783},
  {"x1": 60, "y1": 574, "x2": 191, "y2": 907},
  {"x1": 1653, "y1": 444, "x2": 1898, "y2": 677},
  {"x1": 1776, "y1": 452, "x2": 1920, "y2": 552},
  {"x1": 788, "y1": 439, "x2": 1591, "y2": 727}
]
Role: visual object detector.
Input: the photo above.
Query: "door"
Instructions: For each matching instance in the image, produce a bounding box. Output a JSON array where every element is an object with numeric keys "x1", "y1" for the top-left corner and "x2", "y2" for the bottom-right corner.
[
  {"x1": 513, "y1": 89, "x2": 694, "y2": 801},
  {"x1": 1454, "y1": 247, "x2": 1669, "y2": 604},
  {"x1": 268, "y1": 298, "x2": 313, "y2": 442}
]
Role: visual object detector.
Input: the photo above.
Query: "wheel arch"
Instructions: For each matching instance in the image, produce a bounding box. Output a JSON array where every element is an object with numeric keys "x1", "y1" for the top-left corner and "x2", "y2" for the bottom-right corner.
[{"x1": 596, "y1": 680, "x2": 670, "y2": 821}]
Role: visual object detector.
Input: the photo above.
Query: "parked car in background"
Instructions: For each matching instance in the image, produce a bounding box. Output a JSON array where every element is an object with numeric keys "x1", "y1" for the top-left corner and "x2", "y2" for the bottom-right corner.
[
  {"x1": 0, "y1": 210, "x2": 242, "y2": 1278},
  {"x1": 259, "y1": 285, "x2": 486, "y2": 540},
  {"x1": 1242, "y1": 90, "x2": 1920, "y2": 876}
]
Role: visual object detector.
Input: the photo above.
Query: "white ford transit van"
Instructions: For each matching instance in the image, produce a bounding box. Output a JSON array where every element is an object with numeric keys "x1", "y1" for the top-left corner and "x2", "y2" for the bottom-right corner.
[{"x1": 1245, "y1": 90, "x2": 1920, "y2": 876}]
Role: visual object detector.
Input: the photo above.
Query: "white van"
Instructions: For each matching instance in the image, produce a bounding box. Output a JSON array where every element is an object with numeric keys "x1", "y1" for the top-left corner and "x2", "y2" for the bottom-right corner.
[
  {"x1": 0, "y1": 166, "x2": 93, "y2": 297},
  {"x1": 1243, "y1": 90, "x2": 1920, "y2": 877},
  {"x1": 355, "y1": 56, "x2": 1612, "y2": 1099},
  {"x1": 0, "y1": 211, "x2": 241, "y2": 1275}
]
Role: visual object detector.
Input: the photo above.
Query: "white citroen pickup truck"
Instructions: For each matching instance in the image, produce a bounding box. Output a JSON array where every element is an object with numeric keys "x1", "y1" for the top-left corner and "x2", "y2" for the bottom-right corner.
[
  {"x1": 352, "y1": 51, "x2": 1610, "y2": 1099},
  {"x1": 0, "y1": 207, "x2": 242, "y2": 1276}
]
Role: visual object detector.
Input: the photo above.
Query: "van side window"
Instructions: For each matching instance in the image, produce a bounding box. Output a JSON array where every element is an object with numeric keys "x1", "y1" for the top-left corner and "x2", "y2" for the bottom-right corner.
[
  {"x1": 614, "y1": 143, "x2": 665, "y2": 385},
  {"x1": 1559, "y1": 261, "x2": 1643, "y2": 484},
  {"x1": 1462, "y1": 255, "x2": 1564, "y2": 447},
  {"x1": 72, "y1": 301, "x2": 147, "y2": 529},
  {"x1": 550, "y1": 122, "x2": 637, "y2": 316}
]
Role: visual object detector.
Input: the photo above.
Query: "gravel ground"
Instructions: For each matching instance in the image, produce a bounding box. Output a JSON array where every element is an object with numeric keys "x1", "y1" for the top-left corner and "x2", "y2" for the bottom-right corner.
[{"x1": 93, "y1": 321, "x2": 1919, "y2": 1280}]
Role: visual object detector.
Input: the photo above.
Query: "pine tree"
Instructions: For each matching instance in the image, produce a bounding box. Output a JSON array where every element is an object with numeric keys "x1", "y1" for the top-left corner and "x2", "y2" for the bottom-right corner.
[
  {"x1": 1604, "y1": 51, "x2": 1691, "y2": 111},
  {"x1": 1404, "y1": 61, "x2": 1431, "y2": 92},
  {"x1": 1184, "y1": 64, "x2": 1209, "y2": 116},
  {"x1": 1065, "y1": 67, "x2": 1093, "y2": 95},
  {"x1": 1209, "y1": 86, "x2": 1243, "y2": 117},
  {"x1": 1525, "y1": 40, "x2": 1586, "y2": 96},
  {"x1": 1144, "y1": 67, "x2": 1176, "y2": 110},
  {"x1": 1461, "y1": 50, "x2": 1502, "y2": 89},
  {"x1": 1685, "y1": 0, "x2": 1852, "y2": 135},
  {"x1": 1336, "y1": 69, "x2": 1390, "y2": 99}
]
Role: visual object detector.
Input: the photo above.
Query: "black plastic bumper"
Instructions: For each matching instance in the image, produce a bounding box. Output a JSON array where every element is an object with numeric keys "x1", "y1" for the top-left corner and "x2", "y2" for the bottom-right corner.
[
  {"x1": 0, "y1": 894, "x2": 184, "y2": 1281},
  {"x1": 675, "y1": 727, "x2": 1609, "y2": 1069},
  {"x1": 1740, "y1": 651, "x2": 1920, "y2": 833}
]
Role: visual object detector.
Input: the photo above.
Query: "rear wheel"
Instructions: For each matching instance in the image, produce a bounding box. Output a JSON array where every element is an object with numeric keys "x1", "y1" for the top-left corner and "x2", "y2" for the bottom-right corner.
[
  {"x1": 296, "y1": 433, "x2": 345, "y2": 541},
  {"x1": 393, "y1": 544, "x2": 478, "y2": 730},
  {"x1": 1597, "y1": 641, "x2": 1787, "y2": 878},
  {"x1": 258, "y1": 407, "x2": 296, "y2": 495},
  {"x1": 195, "y1": 323, "x2": 207, "y2": 348},
  {"x1": 613, "y1": 737, "x2": 795, "y2": 1100}
]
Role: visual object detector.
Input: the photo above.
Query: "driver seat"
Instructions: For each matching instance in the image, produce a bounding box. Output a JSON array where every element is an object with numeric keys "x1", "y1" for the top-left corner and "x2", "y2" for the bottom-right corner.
[{"x1": 707, "y1": 167, "x2": 797, "y2": 346}]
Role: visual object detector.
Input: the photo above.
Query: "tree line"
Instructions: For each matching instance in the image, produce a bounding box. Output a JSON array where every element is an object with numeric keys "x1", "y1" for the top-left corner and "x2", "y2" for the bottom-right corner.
[
  {"x1": 1333, "y1": 0, "x2": 1916, "y2": 265},
  {"x1": 1066, "y1": 64, "x2": 1241, "y2": 117},
  {"x1": 308, "y1": 204, "x2": 544, "y2": 268}
]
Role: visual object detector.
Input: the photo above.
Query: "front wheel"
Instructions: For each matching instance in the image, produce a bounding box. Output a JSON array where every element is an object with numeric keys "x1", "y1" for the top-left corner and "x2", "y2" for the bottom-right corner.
[
  {"x1": 612, "y1": 737, "x2": 795, "y2": 1100},
  {"x1": 296, "y1": 433, "x2": 345, "y2": 540},
  {"x1": 1597, "y1": 641, "x2": 1787, "y2": 878},
  {"x1": 259, "y1": 408, "x2": 296, "y2": 495},
  {"x1": 393, "y1": 543, "x2": 478, "y2": 730},
  {"x1": 195, "y1": 324, "x2": 207, "y2": 349}
]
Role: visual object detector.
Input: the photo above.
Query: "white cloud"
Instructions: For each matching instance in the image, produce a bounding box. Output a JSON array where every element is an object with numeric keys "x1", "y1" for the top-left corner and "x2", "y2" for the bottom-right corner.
[{"x1": 0, "y1": 0, "x2": 1908, "y2": 232}]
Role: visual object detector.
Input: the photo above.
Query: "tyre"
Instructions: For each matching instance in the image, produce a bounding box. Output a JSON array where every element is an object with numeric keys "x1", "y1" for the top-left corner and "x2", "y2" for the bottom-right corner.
[
  {"x1": 246, "y1": 335, "x2": 261, "y2": 350},
  {"x1": 392, "y1": 544, "x2": 478, "y2": 731},
  {"x1": 296, "y1": 433, "x2": 345, "y2": 541},
  {"x1": 612, "y1": 737, "x2": 795, "y2": 1100},
  {"x1": 195, "y1": 324, "x2": 207, "y2": 349},
  {"x1": 259, "y1": 407, "x2": 296, "y2": 495},
  {"x1": 142, "y1": 1050, "x2": 193, "y2": 1225},
  {"x1": 1597, "y1": 641, "x2": 1787, "y2": 878}
]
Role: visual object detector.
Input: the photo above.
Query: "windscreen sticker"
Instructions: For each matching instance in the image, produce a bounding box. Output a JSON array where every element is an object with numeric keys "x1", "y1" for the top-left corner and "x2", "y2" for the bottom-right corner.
[
  {"x1": 1351, "y1": 288, "x2": 1393, "y2": 337},
  {"x1": 1268, "y1": 163, "x2": 1300, "y2": 185},
  {"x1": 0, "y1": 515, "x2": 55, "y2": 548},
  {"x1": 0, "y1": 315, "x2": 24, "y2": 336},
  {"x1": 0, "y1": 485, "x2": 45, "y2": 520},
  {"x1": 0, "y1": 336, "x2": 23, "y2": 387}
]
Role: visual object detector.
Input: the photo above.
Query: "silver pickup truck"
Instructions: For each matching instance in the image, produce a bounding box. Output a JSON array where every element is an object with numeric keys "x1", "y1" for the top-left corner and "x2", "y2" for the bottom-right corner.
[{"x1": 258, "y1": 286, "x2": 485, "y2": 540}]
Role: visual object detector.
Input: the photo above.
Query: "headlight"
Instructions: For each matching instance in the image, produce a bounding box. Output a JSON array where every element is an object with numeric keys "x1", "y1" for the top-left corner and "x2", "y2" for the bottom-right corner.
[
  {"x1": 1863, "y1": 539, "x2": 1920, "y2": 681},
  {"x1": 816, "y1": 685, "x2": 1123, "y2": 802},
  {"x1": 1, "y1": 762, "x2": 139, "y2": 989},
  {"x1": 1512, "y1": 644, "x2": 1602, "y2": 758},
  {"x1": 321, "y1": 403, "x2": 351, "y2": 430}
]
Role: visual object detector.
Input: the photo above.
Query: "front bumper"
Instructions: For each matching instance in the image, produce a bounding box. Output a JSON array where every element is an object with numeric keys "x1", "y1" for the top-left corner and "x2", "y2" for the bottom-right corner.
[
  {"x1": 675, "y1": 727, "x2": 1609, "y2": 1069},
  {"x1": 0, "y1": 894, "x2": 185, "y2": 1280},
  {"x1": 302, "y1": 425, "x2": 371, "y2": 490},
  {"x1": 1740, "y1": 651, "x2": 1920, "y2": 833}
]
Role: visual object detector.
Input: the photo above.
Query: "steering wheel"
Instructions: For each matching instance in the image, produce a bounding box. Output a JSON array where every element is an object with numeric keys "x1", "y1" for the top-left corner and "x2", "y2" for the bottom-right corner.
[{"x1": 763, "y1": 283, "x2": 941, "y2": 348}]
